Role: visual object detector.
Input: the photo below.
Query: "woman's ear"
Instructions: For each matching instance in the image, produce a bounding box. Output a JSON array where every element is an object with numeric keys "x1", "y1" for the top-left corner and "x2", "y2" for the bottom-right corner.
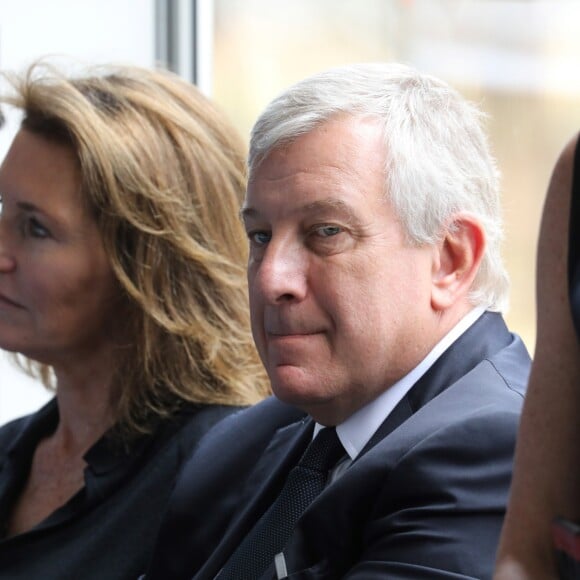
[{"x1": 431, "y1": 213, "x2": 486, "y2": 311}]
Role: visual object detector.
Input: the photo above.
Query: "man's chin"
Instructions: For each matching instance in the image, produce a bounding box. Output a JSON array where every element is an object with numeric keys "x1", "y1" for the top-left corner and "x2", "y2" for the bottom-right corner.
[
  {"x1": 268, "y1": 365, "x2": 339, "y2": 420},
  {"x1": 270, "y1": 365, "x2": 322, "y2": 406}
]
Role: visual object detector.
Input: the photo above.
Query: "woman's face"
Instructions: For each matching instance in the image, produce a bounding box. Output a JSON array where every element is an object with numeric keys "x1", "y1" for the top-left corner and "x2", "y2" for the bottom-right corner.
[{"x1": 0, "y1": 129, "x2": 120, "y2": 367}]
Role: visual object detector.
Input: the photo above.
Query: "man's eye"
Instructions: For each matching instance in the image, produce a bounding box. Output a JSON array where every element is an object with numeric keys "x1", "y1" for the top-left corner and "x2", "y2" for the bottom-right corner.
[
  {"x1": 315, "y1": 225, "x2": 342, "y2": 238},
  {"x1": 249, "y1": 231, "x2": 271, "y2": 245}
]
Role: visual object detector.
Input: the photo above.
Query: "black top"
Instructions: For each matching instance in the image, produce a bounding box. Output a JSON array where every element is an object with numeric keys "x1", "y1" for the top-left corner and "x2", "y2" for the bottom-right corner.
[
  {"x1": 0, "y1": 398, "x2": 242, "y2": 580},
  {"x1": 569, "y1": 136, "x2": 580, "y2": 340}
]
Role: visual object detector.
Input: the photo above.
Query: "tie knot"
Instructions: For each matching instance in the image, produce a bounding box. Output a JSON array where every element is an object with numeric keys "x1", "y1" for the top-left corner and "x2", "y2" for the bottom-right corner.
[{"x1": 298, "y1": 427, "x2": 345, "y2": 473}]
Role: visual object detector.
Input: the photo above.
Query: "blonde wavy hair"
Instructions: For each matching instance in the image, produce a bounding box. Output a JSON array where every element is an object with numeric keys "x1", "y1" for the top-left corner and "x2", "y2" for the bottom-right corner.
[{"x1": 2, "y1": 62, "x2": 269, "y2": 435}]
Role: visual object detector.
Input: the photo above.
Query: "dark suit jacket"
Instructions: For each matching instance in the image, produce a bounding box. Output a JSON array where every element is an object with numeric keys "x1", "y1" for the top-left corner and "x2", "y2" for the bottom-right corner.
[{"x1": 147, "y1": 313, "x2": 530, "y2": 579}]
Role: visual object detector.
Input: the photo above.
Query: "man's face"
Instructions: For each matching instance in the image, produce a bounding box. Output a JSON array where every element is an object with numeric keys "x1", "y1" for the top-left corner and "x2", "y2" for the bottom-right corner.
[{"x1": 244, "y1": 115, "x2": 437, "y2": 424}]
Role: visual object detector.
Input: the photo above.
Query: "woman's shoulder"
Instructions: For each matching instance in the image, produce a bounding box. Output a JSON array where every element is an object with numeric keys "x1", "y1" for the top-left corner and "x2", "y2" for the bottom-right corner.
[
  {"x1": 0, "y1": 415, "x2": 28, "y2": 452},
  {"x1": 0, "y1": 399, "x2": 57, "y2": 455},
  {"x1": 566, "y1": 132, "x2": 580, "y2": 338}
]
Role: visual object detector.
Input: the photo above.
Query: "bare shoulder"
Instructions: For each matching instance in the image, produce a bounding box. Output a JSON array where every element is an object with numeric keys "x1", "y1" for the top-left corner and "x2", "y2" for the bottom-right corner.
[
  {"x1": 494, "y1": 133, "x2": 580, "y2": 578},
  {"x1": 539, "y1": 133, "x2": 576, "y2": 272},
  {"x1": 535, "y1": 132, "x2": 578, "y2": 353}
]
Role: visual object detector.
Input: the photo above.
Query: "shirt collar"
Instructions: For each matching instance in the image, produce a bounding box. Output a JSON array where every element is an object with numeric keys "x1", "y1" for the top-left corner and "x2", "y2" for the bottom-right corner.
[{"x1": 314, "y1": 306, "x2": 486, "y2": 460}]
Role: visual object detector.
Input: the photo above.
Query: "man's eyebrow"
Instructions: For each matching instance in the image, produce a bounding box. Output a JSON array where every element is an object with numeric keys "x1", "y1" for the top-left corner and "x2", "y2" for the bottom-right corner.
[
  {"x1": 303, "y1": 198, "x2": 357, "y2": 218},
  {"x1": 240, "y1": 198, "x2": 359, "y2": 222}
]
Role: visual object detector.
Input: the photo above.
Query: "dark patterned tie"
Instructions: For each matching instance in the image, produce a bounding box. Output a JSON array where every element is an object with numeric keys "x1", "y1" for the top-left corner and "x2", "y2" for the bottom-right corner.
[{"x1": 217, "y1": 426, "x2": 345, "y2": 580}]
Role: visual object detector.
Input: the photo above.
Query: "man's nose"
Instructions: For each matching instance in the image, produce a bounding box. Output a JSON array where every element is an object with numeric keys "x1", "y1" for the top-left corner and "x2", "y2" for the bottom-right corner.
[{"x1": 252, "y1": 239, "x2": 308, "y2": 304}]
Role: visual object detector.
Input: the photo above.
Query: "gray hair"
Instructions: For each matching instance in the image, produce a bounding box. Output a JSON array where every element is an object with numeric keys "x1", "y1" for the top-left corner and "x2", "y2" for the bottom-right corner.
[{"x1": 248, "y1": 62, "x2": 508, "y2": 312}]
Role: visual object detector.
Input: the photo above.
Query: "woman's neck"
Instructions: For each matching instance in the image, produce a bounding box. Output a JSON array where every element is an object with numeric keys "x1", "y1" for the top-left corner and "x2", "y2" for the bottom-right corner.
[{"x1": 51, "y1": 354, "x2": 116, "y2": 455}]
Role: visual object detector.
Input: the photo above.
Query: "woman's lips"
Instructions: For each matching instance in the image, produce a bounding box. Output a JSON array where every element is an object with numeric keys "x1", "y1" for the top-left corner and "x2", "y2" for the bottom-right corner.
[{"x1": 0, "y1": 292, "x2": 23, "y2": 308}]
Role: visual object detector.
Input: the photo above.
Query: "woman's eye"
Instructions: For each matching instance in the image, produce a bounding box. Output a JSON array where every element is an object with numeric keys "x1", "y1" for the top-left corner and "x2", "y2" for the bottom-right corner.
[
  {"x1": 315, "y1": 225, "x2": 342, "y2": 238},
  {"x1": 23, "y1": 216, "x2": 51, "y2": 239}
]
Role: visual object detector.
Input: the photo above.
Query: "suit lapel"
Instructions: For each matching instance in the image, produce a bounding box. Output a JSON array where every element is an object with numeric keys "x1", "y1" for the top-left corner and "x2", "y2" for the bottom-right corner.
[
  {"x1": 409, "y1": 312, "x2": 511, "y2": 410},
  {"x1": 199, "y1": 418, "x2": 315, "y2": 578},
  {"x1": 360, "y1": 395, "x2": 413, "y2": 455},
  {"x1": 360, "y1": 312, "x2": 512, "y2": 458}
]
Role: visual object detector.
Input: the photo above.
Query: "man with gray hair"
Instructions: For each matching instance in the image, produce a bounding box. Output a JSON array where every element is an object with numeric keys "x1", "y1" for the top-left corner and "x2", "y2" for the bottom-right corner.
[{"x1": 147, "y1": 63, "x2": 530, "y2": 579}]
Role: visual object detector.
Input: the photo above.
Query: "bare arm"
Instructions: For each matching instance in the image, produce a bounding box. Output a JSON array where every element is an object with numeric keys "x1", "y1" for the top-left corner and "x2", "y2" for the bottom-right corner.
[{"x1": 495, "y1": 133, "x2": 580, "y2": 578}]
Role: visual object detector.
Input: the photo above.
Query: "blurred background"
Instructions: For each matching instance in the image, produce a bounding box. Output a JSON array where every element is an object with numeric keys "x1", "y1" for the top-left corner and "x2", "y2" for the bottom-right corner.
[{"x1": 1, "y1": 0, "x2": 580, "y2": 425}]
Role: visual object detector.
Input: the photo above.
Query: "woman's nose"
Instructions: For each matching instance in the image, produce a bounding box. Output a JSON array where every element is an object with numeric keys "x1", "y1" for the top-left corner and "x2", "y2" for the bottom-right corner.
[{"x1": 0, "y1": 229, "x2": 16, "y2": 273}]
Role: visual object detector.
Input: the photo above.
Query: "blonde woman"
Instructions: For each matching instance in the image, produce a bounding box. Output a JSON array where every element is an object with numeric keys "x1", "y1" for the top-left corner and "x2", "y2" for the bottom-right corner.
[{"x1": 0, "y1": 63, "x2": 268, "y2": 579}]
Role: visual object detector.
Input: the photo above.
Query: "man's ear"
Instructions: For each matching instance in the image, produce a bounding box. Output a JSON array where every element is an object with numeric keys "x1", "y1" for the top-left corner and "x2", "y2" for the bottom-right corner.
[{"x1": 431, "y1": 213, "x2": 486, "y2": 311}]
